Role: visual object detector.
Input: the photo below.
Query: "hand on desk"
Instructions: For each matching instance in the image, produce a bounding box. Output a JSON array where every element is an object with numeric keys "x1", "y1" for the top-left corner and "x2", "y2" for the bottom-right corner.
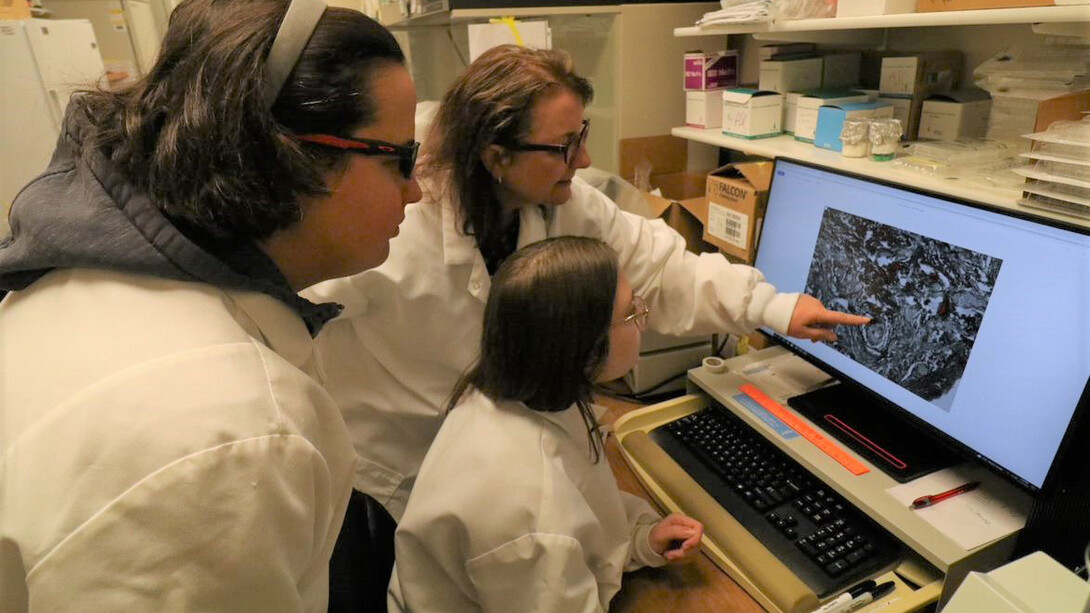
[
  {"x1": 787, "y1": 294, "x2": 871, "y2": 343},
  {"x1": 650, "y1": 514, "x2": 704, "y2": 563}
]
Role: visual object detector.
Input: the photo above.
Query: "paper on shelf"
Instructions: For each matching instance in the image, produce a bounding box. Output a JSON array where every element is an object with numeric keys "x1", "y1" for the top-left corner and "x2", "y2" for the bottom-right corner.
[
  {"x1": 887, "y1": 464, "x2": 1031, "y2": 551},
  {"x1": 467, "y1": 20, "x2": 551, "y2": 63},
  {"x1": 737, "y1": 352, "x2": 833, "y2": 403}
]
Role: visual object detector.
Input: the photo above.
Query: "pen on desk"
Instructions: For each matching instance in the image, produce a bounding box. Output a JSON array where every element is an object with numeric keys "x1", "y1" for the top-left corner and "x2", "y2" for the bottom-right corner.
[
  {"x1": 835, "y1": 581, "x2": 896, "y2": 613},
  {"x1": 808, "y1": 580, "x2": 877, "y2": 613},
  {"x1": 910, "y1": 481, "x2": 981, "y2": 510}
]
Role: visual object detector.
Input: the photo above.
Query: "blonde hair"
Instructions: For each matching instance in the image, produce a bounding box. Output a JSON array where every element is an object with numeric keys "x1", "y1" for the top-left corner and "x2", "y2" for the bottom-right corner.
[{"x1": 419, "y1": 45, "x2": 593, "y2": 258}]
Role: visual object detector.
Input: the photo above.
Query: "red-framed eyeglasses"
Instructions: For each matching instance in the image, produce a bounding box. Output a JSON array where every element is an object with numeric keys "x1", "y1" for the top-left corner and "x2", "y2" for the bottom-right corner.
[{"x1": 296, "y1": 133, "x2": 420, "y2": 179}]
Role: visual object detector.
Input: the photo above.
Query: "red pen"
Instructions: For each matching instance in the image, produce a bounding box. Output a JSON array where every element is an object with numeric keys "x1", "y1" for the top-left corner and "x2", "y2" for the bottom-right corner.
[{"x1": 911, "y1": 481, "x2": 981, "y2": 510}]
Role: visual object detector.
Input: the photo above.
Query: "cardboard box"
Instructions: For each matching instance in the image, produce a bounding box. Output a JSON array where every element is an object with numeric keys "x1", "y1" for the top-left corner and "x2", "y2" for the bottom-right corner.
[
  {"x1": 686, "y1": 90, "x2": 723, "y2": 129},
  {"x1": 822, "y1": 52, "x2": 862, "y2": 89},
  {"x1": 916, "y1": 0, "x2": 1053, "y2": 11},
  {"x1": 878, "y1": 95, "x2": 924, "y2": 140},
  {"x1": 759, "y1": 57, "x2": 823, "y2": 93},
  {"x1": 722, "y1": 89, "x2": 784, "y2": 139},
  {"x1": 759, "y1": 43, "x2": 816, "y2": 61},
  {"x1": 704, "y1": 162, "x2": 774, "y2": 262},
  {"x1": 837, "y1": 0, "x2": 917, "y2": 16},
  {"x1": 684, "y1": 51, "x2": 739, "y2": 91},
  {"x1": 794, "y1": 90, "x2": 870, "y2": 142},
  {"x1": 783, "y1": 92, "x2": 803, "y2": 134},
  {"x1": 879, "y1": 52, "x2": 962, "y2": 97},
  {"x1": 919, "y1": 89, "x2": 991, "y2": 140},
  {"x1": 618, "y1": 136, "x2": 717, "y2": 255},
  {"x1": 815, "y1": 101, "x2": 895, "y2": 152},
  {"x1": 0, "y1": 0, "x2": 31, "y2": 19},
  {"x1": 987, "y1": 89, "x2": 1090, "y2": 142}
]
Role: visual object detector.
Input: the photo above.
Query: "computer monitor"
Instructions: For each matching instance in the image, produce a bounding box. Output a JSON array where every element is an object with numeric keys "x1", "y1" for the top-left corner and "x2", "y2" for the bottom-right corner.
[{"x1": 754, "y1": 158, "x2": 1090, "y2": 495}]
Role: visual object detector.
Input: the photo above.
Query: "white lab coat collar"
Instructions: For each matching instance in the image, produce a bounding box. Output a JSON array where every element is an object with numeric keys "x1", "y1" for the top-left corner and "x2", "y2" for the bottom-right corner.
[
  {"x1": 225, "y1": 289, "x2": 325, "y2": 380},
  {"x1": 438, "y1": 202, "x2": 553, "y2": 304}
]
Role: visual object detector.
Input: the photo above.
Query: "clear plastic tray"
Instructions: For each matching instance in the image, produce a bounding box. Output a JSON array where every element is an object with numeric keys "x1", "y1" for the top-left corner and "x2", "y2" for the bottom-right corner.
[{"x1": 908, "y1": 138, "x2": 1018, "y2": 166}]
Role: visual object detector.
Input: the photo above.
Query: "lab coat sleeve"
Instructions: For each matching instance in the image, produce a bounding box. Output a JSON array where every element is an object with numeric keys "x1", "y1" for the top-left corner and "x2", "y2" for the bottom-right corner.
[
  {"x1": 619, "y1": 491, "x2": 667, "y2": 571},
  {"x1": 570, "y1": 182, "x2": 798, "y2": 337},
  {"x1": 26, "y1": 435, "x2": 343, "y2": 613},
  {"x1": 465, "y1": 533, "x2": 606, "y2": 613}
]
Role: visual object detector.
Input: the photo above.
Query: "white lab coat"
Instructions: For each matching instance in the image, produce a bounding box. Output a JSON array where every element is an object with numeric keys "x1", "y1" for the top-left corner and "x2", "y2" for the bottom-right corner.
[
  {"x1": 0, "y1": 269, "x2": 355, "y2": 612},
  {"x1": 388, "y1": 389, "x2": 666, "y2": 613},
  {"x1": 305, "y1": 176, "x2": 798, "y2": 520}
]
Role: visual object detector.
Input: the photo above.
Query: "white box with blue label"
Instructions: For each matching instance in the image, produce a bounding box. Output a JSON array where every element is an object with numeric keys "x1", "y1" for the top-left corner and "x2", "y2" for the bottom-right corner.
[
  {"x1": 814, "y1": 101, "x2": 895, "y2": 152},
  {"x1": 794, "y1": 89, "x2": 869, "y2": 142},
  {"x1": 722, "y1": 89, "x2": 783, "y2": 139}
]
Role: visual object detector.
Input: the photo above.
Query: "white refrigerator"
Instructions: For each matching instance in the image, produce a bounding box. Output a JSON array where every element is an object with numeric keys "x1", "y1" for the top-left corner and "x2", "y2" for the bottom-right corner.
[{"x1": 0, "y1": 18, "x2": 105, "y2": 236}]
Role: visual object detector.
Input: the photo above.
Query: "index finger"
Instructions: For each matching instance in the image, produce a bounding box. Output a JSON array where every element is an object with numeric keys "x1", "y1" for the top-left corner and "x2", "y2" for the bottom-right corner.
[{"x1": 820, "y1": 310, "x2": 871, "y2": 326}]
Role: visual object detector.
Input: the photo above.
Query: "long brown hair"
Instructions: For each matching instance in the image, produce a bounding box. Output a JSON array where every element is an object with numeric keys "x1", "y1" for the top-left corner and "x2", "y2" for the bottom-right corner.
[
  {"x1": 418, "y1": 45, "x2": 593, "y2": 258},
  {"x1": 78, "y1": 0, "x2": 405, "y2": 242},
  {"x1": 447, "y1": 236, "x2": 617, "y2": 461}
]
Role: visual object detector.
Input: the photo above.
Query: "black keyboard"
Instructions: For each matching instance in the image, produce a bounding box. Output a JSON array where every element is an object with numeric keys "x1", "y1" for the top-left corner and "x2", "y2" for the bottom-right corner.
[{"x1": 650, "y1": 406, "x2": 900, "y2": 597}]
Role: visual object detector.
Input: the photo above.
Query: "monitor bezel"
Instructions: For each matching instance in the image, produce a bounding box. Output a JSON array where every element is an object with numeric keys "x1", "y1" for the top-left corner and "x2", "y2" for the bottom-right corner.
[{"x1": 757, "y1": 157, "x2": 1090, "y2": 497}]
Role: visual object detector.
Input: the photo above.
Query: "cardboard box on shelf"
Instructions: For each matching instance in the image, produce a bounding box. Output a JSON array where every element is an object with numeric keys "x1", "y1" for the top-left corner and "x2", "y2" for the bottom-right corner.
[
  {"x1": 618, "y1": 136, "x2": 717, "y2": 255},
  {"x1": 986, "y1": 89, "x2": 1090, "y2": 143},
  {"x1": 722, "y1": 89, "x2": 784, "y2": 139},
  {"x1": 919, "y1": 89, "x2": 992, "y2": 140},
  {"x1": 878, "y1": 95, "x2": 925, "y2": 140},
  {"x1": 0, "y1": 0, "x2": 30, "y2": 19},
  {"x1": 822, "y1": 52, "x2": 862, "y2": 89},
  {"x1": 916, "y1": 0, "x2": 1054, "y2": 11},
  {"x1": 686, "y1": 90, "x2": 723, "y2": 129},
  {"x1": 815, "y1": 101, "x2": 895, "y2": 152},
  {"x1": 794, "y1": 90, "x2": 870, "y2": 142},
  {"x1": 759, "y1": 57, "x2": 823, "y2": 93},
  {"x1": 704, "y1": 161, "x2": 774, "y2": 263},
  {"x1": 684, "y1": 50, "x2": 739, "y2": 91},
  {"x1": 837, "y1": 0, "x2": 917, "y2": 16},
  {"x1": 879, "y1": 51, "x2": 962, "y2": 97},
  {"x1": 784, "y1": 92, "x2": 803, "y2": 134}
]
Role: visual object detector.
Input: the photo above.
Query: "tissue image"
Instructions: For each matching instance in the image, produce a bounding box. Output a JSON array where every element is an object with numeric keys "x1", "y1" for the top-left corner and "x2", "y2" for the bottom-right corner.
[{"x1": 805, "y1": 208, "x2": 1002, "y2": 411}]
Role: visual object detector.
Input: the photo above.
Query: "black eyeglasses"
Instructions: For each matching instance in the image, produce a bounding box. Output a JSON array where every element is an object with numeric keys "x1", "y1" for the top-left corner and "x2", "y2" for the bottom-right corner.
[
  {"x1": 296, "y1": 133, "x2": 420, "y2": 179},
  {"x1": 503, "y1": 119, "x2": 590, "y2": 165}
]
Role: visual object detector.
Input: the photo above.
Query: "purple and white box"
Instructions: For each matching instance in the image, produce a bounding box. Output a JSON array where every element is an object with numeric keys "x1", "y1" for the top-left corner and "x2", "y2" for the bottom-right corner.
[{"x1": 684, "y1": 51, "x2": 739, "y2": 91}]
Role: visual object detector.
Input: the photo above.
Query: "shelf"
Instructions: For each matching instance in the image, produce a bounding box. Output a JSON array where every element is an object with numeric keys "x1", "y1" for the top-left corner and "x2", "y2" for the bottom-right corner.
[
  {"x1": 383, "y1": 3, "x2": 620, "y2": 28},
  {"x1": 674, "y1": 5, "x2": 1090, "y2": 36},
  {"x1": 672, "y1": 126, "x2": 1090, "y2": 229},
  {"x1": 450, "y1": 5, "x2": 620, "y2": 19}
]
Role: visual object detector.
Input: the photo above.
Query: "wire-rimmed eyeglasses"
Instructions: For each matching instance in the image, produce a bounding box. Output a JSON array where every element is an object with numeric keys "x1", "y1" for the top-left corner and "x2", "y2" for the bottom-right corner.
[
  {"x1": 502, "y1": 119, "x2": 590, "y2": 165},
  {"x1": 296, "y1": 133, "x2": 420, "y2": 180}
]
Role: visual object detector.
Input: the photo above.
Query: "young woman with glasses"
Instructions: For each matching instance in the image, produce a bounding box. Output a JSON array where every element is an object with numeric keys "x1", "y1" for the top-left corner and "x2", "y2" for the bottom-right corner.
[
  {"x1": 303, "y1": 44, "x2": 869, "y2": 589},
  {"x1": 390, "y1": 237, "x2": 704, "y2": 612},
  {"x1": 0, "y1": 0, "x2": 419, "y2": 609}
]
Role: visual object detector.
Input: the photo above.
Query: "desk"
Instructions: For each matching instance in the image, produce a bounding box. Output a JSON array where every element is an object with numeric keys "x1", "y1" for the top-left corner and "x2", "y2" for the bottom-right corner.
[{"x1": 596, "y1": 392, "x2": 766, "y2": 613}]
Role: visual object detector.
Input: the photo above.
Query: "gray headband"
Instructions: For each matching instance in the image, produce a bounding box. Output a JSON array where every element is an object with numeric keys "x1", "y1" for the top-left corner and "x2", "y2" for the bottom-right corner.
[{"x1": 265, "y1": 0, "x2": 327, "y2": 109}]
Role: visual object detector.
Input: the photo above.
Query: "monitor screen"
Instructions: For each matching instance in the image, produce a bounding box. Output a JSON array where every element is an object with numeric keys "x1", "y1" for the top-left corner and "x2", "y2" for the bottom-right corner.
[{"x1": 754, "y1": 158, "x2": 1090, "y2": 493}]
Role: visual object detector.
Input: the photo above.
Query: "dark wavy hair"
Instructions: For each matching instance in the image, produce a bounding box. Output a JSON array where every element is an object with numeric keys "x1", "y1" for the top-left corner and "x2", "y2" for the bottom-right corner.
[
  {"x1": 447, "y1": 236, "x2": 618, "y2": 461},
  {"x1": 78, "y1": 0, "x2": 404, "y2": 242},
  {"x1": 418, "y1": 45, "x2": 593, "y2": 259}
]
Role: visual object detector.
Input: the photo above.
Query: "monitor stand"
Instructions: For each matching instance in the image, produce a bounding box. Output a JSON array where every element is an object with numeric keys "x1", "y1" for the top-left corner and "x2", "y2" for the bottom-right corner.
[{"x1": 788, "y1": 383, "x2": 960, "y2": 483}]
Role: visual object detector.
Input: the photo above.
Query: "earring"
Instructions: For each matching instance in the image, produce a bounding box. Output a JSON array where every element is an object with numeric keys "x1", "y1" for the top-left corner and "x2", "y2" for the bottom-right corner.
[{"x1": 495, "y1": 175, "x2": 504, "y2": 185}]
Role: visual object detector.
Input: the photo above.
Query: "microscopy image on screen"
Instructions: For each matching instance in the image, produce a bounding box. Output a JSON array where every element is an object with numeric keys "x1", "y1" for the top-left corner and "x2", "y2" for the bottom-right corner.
[{"x1": 805, "y1": 208, "x2": 1003, "y2": 411}]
